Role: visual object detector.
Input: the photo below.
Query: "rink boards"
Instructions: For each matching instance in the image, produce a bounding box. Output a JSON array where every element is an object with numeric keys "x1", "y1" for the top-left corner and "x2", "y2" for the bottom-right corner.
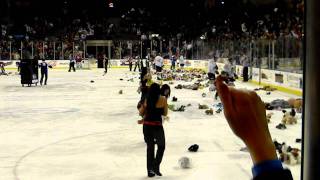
[{"x1": 1, "y1": 59, "x2": 302, "y2": 95}]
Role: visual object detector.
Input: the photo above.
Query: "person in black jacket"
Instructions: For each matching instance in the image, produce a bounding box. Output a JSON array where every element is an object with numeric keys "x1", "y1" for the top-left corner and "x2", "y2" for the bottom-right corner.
[
  {"x1": 68, "y1": 55, "x2": 76, "y2": 72},
  {"x1": 0, "y1": 62, "x2": 8, "y2": 75},
  {"x1": 39, "y1": 59, "x2": 52, "y2": 86},
  {"x1": 215, "y1": 76, "x2": 293, "y2": 180},
  {"x1": 138, "y1": 83, "x2": 168, "y2": 178},
  {"x1": 134, "y1": 56, "x2": 141, "y2": 72},
  {"x1": 104, "y1": 55, "x2": 109, "y2": 75}
]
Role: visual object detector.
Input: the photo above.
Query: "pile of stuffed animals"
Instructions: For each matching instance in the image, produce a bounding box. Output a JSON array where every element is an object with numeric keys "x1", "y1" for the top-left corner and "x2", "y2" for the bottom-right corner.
[{"x1": 160, "y1": 69, "x2": 207, "y2": 82}]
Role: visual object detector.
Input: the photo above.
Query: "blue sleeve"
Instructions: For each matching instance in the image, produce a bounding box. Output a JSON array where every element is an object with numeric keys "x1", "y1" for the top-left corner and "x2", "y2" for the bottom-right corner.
[{"x1": 252, "y1": 160, "x2": 284, "y2": 178}]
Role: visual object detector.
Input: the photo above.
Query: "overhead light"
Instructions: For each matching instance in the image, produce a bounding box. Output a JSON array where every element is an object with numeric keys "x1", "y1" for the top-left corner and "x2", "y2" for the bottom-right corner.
[{"x1": 152, "y1": 34, "x2": 159, "y2": 37}]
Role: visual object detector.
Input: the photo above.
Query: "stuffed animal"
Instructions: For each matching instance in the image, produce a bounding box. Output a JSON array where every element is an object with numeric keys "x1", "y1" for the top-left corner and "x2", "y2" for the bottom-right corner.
[
  {"x1": 209, "y1": 85, "x2": 216, "y2": 91},
  {"x1": 281, "y1": 110, "x2": 297, "y2": 125},
  {"x1": 119, "y1": 90, "x2": 123, "y2": 94},
  {"x1": 198, "y1": 104, "x2": 209, "y2": 109},
  {"x1": 205, "y1": 108, "x2": 213, "y2": 115},
  {"x1": 276, "y1": 123, "x2": 287, "y2": 130},
  {"x1": 280, "y1": 147, "x2": 301, "y2": 165},
  {"x1": 294, "y1": 99, "x2": 303, "y2": 113},
  {"x1": 175, "y1": 105, "x2": 186, "y2": 112},
  {"x1": 175, "y1": 84, "x2": 183, "y2": 89},
  {"x1": 262, "y1": 86, "x2": 277, "y2": 91},
  {"x1": 172, "y1": 97, "x2": 178, "y2": 102},
  {"x1": 188, "y1": 144, "x2": 199, "y2": 152},
  {"x1": 274, "y1": 141, "x2": 301, "y2": 165},
  {"x1": 168, "y1": 104, "x2": 175, "y2": 111},
  {"x1": 179, "y1": 157, "x2": 192, "y2": 169},
  {"x1": 288, "y1": 98, "x2": 303, "y2": 113},
  {"x1": 266, "y1": 112, "x2": 274, "y2": 123},
  {"x1": 191, "y1": 84, "x2": 199, "y2": 90},
  {"x1": 265, "y1": 103, "x2": 274, "y2": 110}
]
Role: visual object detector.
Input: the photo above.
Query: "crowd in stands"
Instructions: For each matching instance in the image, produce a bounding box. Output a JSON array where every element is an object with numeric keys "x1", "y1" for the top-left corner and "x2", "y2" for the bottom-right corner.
[{"x1": 0, "y1": 0, "x2": 304, "y2": 60}]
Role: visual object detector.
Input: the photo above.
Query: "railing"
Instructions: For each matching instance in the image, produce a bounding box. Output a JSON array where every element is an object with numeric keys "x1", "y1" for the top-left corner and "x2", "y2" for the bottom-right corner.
[{"x1": 0, "y1": 37, "x2": 303, "y2": 74}]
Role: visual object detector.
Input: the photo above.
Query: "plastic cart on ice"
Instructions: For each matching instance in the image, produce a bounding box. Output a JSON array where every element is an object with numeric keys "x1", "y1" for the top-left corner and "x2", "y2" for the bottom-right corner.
[{"x1": 20, "y1": 59, "x2": 39, "y2": 87}]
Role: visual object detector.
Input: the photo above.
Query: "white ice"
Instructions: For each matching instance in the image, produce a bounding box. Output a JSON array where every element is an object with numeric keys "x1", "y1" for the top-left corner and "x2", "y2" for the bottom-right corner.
[{"x1": 0, "y1": 68, "x2": 302, "y2": 180}]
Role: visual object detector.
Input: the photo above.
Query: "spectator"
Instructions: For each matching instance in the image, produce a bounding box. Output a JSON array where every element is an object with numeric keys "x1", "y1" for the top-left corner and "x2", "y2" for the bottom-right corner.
[
  {"x1": 138, "y1": 83, "x2": 168, "y2": 177},
  {"x1": 215, "y1": 76, "x2": 293, "y2": 179}
]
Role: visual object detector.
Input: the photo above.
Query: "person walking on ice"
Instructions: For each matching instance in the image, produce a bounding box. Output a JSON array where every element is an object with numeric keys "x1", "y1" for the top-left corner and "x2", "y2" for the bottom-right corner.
[
  {"x1": 68, "y1": 55, "x2": 76, "y2": 72},
  {"x1": 134, "y1": 56, "x2": 141, "y2": 72},
  {"x1": 138, "y1": 83, "x2": 168, "y2": 177},
  {"x1": 39, "y1": 59, "x2": 52, "y2": 86},
  {"x1": 103, "y1": 54, "x2": 109, "y2": 76},
  {"x1": 179, "y1": 55, "x2": 185, "y2": 71}
]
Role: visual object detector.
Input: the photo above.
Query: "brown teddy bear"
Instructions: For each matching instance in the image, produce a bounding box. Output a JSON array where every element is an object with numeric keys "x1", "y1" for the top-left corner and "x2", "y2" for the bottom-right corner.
[{"x1": 288, "y1": 98, "x2": 303, "y2": 113}]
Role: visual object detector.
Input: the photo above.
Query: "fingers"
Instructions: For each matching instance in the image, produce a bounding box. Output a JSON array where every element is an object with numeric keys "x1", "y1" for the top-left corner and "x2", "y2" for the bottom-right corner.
[{"x1": 215, "y1": 76, "x2": 233, "y2": 109}]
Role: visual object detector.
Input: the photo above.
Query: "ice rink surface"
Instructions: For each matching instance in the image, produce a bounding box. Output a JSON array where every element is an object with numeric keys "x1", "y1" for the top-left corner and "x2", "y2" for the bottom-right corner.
[{"x1": 0, "y1": 68, "x2": 302, "y2": 180}]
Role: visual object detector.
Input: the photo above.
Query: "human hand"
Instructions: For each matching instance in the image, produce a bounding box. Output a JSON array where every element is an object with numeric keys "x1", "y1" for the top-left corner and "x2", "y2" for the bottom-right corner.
[{"x1": 215, "y1": 76, "x2": 277, "y2": 165}]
